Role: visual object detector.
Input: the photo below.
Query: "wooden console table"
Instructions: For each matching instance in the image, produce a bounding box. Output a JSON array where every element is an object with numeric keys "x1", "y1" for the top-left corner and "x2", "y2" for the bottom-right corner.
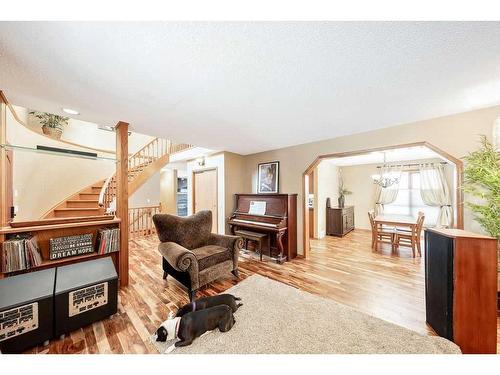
[{"x1": 326, "y1": 206, "x2": 354, "y2": 237}]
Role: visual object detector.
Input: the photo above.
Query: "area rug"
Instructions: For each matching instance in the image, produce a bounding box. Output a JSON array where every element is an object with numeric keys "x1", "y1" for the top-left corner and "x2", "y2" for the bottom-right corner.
[{"x1": 152, "y1": 274, "x2": 460, "y2": 354}]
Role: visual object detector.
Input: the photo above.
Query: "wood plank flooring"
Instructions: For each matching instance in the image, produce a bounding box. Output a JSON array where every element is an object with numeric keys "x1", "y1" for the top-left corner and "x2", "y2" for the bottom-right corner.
[{"x1": 26, "y1": 230, "x2": 500, "y2": 354}]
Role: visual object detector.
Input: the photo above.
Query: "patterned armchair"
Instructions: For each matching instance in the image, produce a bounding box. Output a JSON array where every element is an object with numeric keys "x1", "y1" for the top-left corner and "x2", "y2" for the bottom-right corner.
[{"x1": 153, "y1": 210, "x2": 243, "y2": 301}]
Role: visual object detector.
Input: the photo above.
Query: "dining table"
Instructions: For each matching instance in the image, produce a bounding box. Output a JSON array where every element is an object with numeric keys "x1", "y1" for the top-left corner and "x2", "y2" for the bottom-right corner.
[{"x1": 373, "y1": 214, "x2": 418, "y2": 232}]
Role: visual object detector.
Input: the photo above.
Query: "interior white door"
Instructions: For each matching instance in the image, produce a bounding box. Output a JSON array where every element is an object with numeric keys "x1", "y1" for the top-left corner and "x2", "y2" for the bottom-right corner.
[{"x1": 193, "y1": 169, "x2": 218, "y2": 233}]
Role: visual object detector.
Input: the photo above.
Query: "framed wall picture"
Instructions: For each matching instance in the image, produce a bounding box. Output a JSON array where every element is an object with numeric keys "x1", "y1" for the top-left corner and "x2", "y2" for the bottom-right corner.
[{"x1": 257, "y1": 161, "x2": 279, "y2": 194}]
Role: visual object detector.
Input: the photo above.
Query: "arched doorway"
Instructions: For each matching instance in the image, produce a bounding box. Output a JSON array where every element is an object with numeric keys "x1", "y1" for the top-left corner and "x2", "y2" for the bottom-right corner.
[{"x1": 302, "y1": 141, "x2": 464, "y2": 258}]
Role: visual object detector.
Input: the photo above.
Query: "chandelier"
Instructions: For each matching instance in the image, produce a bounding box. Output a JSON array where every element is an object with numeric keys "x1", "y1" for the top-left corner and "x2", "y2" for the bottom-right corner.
[{"x1": 371, "y1": 152, "x2": 400, "y2": 188}]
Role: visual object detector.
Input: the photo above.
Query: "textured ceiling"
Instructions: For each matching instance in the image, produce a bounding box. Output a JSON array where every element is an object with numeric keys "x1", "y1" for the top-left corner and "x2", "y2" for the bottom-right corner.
[{"x1": 1, "y1": 22, "x2": 500, "y2": 155}]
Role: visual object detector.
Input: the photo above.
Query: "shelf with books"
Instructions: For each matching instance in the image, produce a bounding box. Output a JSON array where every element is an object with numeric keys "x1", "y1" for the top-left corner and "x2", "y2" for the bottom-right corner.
[{"x1": 0, "y1": 217, "x2": 121, "y2": 280}]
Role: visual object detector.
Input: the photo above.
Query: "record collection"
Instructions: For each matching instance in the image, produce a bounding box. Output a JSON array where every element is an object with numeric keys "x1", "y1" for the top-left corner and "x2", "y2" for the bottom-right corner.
[
  {"x1": 1, "y1": 235, "x2": 43, "y2": 273},
  {"x1": 96, "y1": 228, "x2": 120, "y2": 254},
  {"x1": 49, "y1": 233, "x2": 94, "y2": 260}
]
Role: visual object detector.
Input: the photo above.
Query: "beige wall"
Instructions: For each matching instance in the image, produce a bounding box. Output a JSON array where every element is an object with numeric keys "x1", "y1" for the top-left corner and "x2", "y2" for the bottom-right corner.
[
  {"x1": 314, "y1": 161, "x2": 339, "y2": 238},
  {"x1": 341, "y1": 158, "x2": 455, "y2": 230},
  {"x1": 129, "y1": 171, "x2": 160, "y2": 208},
  {"x1": 224, "y1": 152, "x2": 246, "y2": 233},
  {"x1": 242, "y1": 105, "x2": 500, "y2": 255}
]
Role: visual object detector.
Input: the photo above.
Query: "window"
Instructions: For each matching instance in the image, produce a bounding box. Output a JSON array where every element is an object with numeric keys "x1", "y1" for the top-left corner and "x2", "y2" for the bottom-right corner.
[{"x1": 384, "y1": 171, "x2": 439, "y2": 226}]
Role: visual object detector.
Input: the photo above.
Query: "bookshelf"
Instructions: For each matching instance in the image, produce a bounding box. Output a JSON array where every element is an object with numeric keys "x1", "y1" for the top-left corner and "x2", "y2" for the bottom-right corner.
[
  {"x1": 0, "y1": 217, "x2": 121, "y2": 280},
  {"x1": 0, "y1": 92, "x2": 130, "y2": 287}
]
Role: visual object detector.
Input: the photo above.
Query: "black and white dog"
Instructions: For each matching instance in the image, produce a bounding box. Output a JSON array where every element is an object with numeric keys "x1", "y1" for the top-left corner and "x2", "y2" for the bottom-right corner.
[
  {"x1": 175, "y1": 294, "x2": 243, "y2": 317},
  {"x1": 154, "y1": 294, "x2": 242, "y2": 351}
]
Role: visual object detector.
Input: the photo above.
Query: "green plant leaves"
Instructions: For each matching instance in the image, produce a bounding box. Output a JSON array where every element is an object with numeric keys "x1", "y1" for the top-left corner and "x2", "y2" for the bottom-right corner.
[
  {"x1": 29, "y1": 111, "x2": 69, "y2": 130},
  {"x1": 462, "y1": 135, "x2": 500, "y2": 240}
]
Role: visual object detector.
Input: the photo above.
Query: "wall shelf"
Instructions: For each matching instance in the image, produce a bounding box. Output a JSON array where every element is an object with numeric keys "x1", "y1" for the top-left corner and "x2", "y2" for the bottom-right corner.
[
  {"x1": 0, "y1": 143, "x2": 117, "y2": 162},
  {"x1": 0, "y1": 217, "x2": 121, "y2": 280}
]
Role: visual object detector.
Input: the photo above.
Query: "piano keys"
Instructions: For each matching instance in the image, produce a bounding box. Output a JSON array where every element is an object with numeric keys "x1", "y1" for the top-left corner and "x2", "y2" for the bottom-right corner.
[{"x1": 228, "y1": 193, "x2": 297, "y2": 263}]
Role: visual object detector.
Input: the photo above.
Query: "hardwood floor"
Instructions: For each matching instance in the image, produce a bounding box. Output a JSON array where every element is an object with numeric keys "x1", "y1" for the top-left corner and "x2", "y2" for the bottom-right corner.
[{"x1": 26, "y1": 230, "x2": 500, "y2": 354}]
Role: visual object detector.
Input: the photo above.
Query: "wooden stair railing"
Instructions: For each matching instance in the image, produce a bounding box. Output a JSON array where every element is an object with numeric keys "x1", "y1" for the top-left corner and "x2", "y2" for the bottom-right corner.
[
  {"x1": 40, "y1": 138, "x2": 191, "y2": 220},
  {"x1": 99, "y1": 138, "x2": 193, "y2": 213},
  {"x1": 129, "y1": 204, "x2": 161, "y2": 238}
]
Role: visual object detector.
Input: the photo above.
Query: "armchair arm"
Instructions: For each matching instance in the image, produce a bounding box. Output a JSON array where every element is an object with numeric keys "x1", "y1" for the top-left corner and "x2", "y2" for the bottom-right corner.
[
  {"x1": 207, "y1": 233, "x2": 243, "y2": 269},
  {"x1": 158, "y1": 242, "x2": 198, "y2": 273}
]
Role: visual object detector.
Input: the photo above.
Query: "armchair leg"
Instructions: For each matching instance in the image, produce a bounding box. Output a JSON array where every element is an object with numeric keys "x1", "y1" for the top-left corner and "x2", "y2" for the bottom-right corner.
[
  {"x1": 188, "y1": 289, "x2": 197, "y2": 302},
  {"x1": 163, "y1": 271, "x2": 168, "y2": 280},
  {"x1": 232, "y1": 269, "x2": 239, "y2": 278}
]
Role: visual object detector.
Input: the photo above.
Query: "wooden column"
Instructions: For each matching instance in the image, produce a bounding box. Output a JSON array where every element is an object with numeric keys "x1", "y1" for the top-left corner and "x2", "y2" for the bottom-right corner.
[
  {"x1": 0, "y1": 91, "x2": 8, "y2": 227},
  {"x1": 115, "y1": 121, "x2": 129, "y2": 287}
]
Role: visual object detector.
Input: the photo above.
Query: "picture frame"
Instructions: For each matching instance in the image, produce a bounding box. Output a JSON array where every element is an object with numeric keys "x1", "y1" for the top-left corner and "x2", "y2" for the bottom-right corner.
[{"x1": 257, "y1": 161, "x2": 279, "y2": 194}]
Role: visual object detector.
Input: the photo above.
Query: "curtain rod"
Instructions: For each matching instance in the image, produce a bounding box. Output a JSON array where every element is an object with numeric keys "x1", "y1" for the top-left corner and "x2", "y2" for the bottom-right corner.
[{"x1": 376, "y1": 161, "x2": 447, "y2": 169}]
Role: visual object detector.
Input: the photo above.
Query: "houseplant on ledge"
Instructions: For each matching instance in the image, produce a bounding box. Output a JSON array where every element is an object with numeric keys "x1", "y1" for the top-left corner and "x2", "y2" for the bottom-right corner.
[
  {"x1": 462, "y1": 135, "x2": 500, "y2": 293},
  {"x1": 29, "y1": 111, "x2": 69, "y2": 139},
  {"x1": 337, "y1": 170, "x2": 352, "y2": 208}
]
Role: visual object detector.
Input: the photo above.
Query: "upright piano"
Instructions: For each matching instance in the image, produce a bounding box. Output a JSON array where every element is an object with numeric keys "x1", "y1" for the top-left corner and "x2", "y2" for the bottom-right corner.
[{"x1": 228, "y1": 194, "x2": 297, "y2": 263}]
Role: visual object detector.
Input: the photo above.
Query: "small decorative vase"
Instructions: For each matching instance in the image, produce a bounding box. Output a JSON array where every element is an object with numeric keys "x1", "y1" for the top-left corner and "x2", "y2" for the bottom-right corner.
[
  {"x1": 338, "y1": 195, "x2": 345, "y2": 208},
  {"x1": 42, "y1": 125, "x2": 62, "y2": 139}
]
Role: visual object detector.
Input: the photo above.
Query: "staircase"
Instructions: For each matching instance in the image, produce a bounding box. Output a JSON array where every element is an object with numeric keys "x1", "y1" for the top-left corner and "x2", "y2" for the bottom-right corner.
[
  {"x1": 42, "y1": 180, "x2": 106, "y2": 218},
  {"x1": 41, "y1": 138, "x2": 193, "y2": 219}
]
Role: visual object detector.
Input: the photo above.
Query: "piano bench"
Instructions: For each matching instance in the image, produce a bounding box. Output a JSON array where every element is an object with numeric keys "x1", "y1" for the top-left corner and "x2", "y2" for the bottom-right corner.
[{"x1": 235, "y1": 230, "x2": 269, "y2": 261}]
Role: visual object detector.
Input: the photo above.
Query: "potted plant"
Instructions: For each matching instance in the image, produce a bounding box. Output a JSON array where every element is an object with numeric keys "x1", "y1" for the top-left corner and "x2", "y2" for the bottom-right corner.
[
  {"x1": 338, "y1": 170, "x2": 352, "y2": 208},
  {"x1": 29, "y1": 111, "x2": 69, "y2": 139},
  {"x1": 462, "y1": 135, "x2": 500, "y2": 294}
]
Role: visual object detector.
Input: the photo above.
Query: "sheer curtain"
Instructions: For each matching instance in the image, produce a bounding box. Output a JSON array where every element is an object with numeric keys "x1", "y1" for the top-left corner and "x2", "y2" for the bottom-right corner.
[
  {"x1": 419, "y1": 163, "x2": 452, "y2": 227},
  {"x1": 374, "y1": 166, "x2": 402, "y2": 215}
]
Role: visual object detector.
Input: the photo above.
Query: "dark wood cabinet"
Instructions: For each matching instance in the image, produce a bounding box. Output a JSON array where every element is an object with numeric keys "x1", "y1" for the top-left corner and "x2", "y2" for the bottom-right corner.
[
  {"x1": 326, "y1": 205, "x2": 354, "y2": 237},
  {"x1": 424, "y1": 228, "x2": 498, "y2": 354}
]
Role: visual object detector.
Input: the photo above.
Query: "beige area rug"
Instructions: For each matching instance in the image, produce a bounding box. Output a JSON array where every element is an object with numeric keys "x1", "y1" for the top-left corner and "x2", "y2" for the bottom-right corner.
[{"x1": 152, "y1": 274, "x2": 460, "y2": 354}]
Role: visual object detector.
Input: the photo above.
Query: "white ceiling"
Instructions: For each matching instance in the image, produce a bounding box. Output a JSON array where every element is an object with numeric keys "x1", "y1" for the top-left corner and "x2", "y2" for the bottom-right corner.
[
  {"x1": 324, "y1": 146, "x2": 441, "y2": 166},
  {"x1": 1, "y1": 22, "x2": 500, "y2": 155}
]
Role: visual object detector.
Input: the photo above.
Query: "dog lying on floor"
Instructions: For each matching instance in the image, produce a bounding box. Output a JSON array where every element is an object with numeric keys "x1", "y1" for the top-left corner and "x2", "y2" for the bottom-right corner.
[
  {"x1": 175, "y1": 294, "x2": 243, "y2": 317},
  {"x1": 154, "y1": 294, "x2": 242, "y2": 351}
]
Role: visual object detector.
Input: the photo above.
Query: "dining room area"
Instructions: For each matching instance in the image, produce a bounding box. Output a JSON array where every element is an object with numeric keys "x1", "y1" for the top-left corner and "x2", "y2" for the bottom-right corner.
[
  {"x1": 305, "y1": 143, "x2": 466, "y2": 336},
  {"x1": 307, "y1": 144, "x2": 460, "y2": 259}
]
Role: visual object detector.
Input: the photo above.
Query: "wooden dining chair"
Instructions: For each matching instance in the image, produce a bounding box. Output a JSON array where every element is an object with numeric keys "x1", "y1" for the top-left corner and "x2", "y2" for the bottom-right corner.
[
  {"x1": 368, "y1": 211, "x2": 396, "y2": 251},
  {"x1": 394, "y1": 212, "x2": 425, "y2": 257}
]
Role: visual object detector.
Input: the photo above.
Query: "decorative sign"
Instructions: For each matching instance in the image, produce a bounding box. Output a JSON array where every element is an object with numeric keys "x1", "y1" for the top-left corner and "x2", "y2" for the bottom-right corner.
[{"x1": 49, "y1": 233, "x2": 94, "y2": 260}]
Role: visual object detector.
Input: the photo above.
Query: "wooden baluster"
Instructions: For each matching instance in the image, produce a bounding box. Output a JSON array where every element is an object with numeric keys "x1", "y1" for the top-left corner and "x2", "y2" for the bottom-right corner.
[
  {"x1": 147, "y1": 208, "x2": 150, "y2": 235},
  {"x1": 131, "y1": 209, "x2": 134, "y2": 238},
  {"x1": 134, "y1": 209, "x2": 137, "y2": 238},
  {"x1": 142, "y1": 209, "x2": 145, "y2": 237},
  {"x1": 137, "y1": 209, "x2": 140, "y2": 237}
]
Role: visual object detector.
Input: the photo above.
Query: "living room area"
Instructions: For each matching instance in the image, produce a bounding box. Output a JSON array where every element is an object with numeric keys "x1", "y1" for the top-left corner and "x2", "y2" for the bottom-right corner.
[{"x1": 1, "y1": 6, "x2": 500, "y2": 372}]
